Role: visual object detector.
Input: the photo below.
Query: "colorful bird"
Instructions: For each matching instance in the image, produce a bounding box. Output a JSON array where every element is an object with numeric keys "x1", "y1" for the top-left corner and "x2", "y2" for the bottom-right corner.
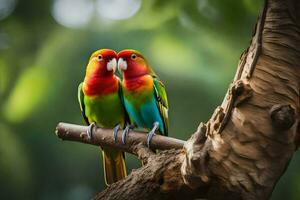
[
  {"x1": 78, "y1": 49, "x2": 127, "y2": 185},
  {"x1": 117, "y1": 49, "x2": 169, "y2": 146}
]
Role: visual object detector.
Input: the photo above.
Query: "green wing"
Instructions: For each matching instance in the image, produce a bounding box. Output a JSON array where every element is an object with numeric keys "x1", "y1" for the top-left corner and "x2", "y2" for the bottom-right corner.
[
  {"x1": 78, "y1": 82, "x2": 89, "y2": 125},
  {"x1": 153, "y1": 77, "x2": 169, "y2": 136}
]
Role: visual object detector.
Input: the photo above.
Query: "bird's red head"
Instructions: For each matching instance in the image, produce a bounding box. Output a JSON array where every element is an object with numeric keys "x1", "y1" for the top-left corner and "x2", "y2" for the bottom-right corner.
[
  {"x1": 85, "y1": 49, "x2": 117, "y2": 78},
  {"x1": 117, "y1": 49, "x2": 150, "y2": 79}
]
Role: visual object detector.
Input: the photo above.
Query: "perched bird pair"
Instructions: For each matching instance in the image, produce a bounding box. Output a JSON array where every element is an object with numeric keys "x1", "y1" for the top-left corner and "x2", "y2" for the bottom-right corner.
[{"x1": 78, "y1": 49, "x2": 169, "y2": 185}]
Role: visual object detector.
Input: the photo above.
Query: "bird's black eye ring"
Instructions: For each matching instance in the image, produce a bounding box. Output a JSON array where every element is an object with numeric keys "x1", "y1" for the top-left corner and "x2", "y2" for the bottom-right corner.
[
  {"x1": 131, "y1": 54, "x2": 137, "y2": 60},
  {"x1": 97, "y1": 55, "x2": 103, "y2": 60}
]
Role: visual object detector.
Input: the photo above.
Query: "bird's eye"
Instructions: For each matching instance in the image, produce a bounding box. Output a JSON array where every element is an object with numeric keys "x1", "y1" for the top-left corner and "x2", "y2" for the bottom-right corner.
[
  {"x1": 97, "y1": 55, "x2": 103, "y2": 61},
  {"x1": 131, "y1": 54, "x2": 137, "y2": 60}
]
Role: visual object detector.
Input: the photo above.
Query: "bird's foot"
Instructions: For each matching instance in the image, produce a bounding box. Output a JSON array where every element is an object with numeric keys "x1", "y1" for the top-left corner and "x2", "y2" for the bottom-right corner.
[
  {"x1": 147, "y1": 122, "x2": 159, "y2": 148},
  {"x1": 113, "y1": 124, "x2": 121, "y2": 142},
  {"x1": 122, "y1": 124, "x2": 133, "y2": 144},
  {"x1": 87, "y1": 122, "x2": 97, "y2": 140}
]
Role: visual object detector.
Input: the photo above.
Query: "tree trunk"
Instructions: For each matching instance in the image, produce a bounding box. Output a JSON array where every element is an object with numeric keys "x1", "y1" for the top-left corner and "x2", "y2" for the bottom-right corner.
[
  {"x1": 196, "y1": 0, "x2": 300, "y2": 199},
  {"x1": 57, "y1": 0, "x2": 300, "y2": 199}
]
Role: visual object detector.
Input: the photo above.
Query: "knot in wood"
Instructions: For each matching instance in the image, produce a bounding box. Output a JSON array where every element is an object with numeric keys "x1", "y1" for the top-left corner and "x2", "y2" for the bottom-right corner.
[
  {"x1": 232, "y1": 80, "x2": 245, "y2": 96},
  {"x1": 232, "y1": 80, "x2": 253, "y2": 106},
  {"x1": 270, "y1": 104, "x2": 295, "y2": 130}
]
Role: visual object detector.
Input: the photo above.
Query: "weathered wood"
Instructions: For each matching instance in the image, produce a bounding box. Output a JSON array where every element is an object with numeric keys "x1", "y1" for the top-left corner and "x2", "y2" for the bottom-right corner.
[{"x1": 183, "y1": 0, "x2": 300, "y2": 199}]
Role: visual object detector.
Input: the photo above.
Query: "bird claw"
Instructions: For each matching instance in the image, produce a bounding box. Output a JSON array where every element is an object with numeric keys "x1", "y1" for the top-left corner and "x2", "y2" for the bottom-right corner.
[
  {"x1": 87, "y1": 122, "x2": 97, "y2": 140},
  {"x1": 113, "y1": 124, "x2": 120, "y2": 142},
  {"x1": 146, "y1": 132, "x2": 156, "y2": 148},
  {"x1": 147, "y1": 122, "x2": 159, "y2": 148},
  {"x1": 122, "y1": 124, "x2": 132, "y2": 144}
]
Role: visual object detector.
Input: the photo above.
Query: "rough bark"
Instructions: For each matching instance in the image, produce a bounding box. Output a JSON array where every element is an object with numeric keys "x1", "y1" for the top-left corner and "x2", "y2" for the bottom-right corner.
[
  {"x1": 55, "y1": 0, "x2": 300, "y2": 199},
  {"x1": 182, "y1": 0, "x2": 300, "y2": 199}
]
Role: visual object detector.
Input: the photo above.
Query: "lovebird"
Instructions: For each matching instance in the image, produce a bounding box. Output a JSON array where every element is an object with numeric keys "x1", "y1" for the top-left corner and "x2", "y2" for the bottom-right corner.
[
  {"x1": 78, "y1": 49, "x2": 127, "y2": 185},
  {"x1": 117, "y1": 49, "x2": 169, "y2": 146}
]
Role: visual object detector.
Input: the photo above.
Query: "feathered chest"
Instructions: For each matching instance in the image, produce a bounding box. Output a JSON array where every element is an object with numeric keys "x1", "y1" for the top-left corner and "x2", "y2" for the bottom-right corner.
[
  {"x1": 123, "y1": 75, "x2": 154, "y2": 101},
  {"x1": 83, "y1": 76, "x2": 119, "y2": 96},
  {"x1": 123, "y1": 75, "x2": 153, "y2": 92}
]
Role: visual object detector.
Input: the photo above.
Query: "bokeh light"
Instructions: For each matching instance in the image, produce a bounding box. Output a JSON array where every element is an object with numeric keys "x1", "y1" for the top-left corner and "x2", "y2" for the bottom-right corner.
[
  {"x1": 52, "y1": 0, "x2": 94, "y2": 28},
  {"x1": 96, "y1": 0, "x2": 141, "y2": 20},
  {"x1": 0, "y1": 0, "x2": 17, "y2": 20},
  {"x1": 197, "y1": 0, "x2": 218, "y2": 20}
]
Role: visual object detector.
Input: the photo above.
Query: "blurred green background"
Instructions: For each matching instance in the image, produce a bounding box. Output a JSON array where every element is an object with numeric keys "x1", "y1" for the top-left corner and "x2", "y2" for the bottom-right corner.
[{"x1": 1, "y1": 0, "x2": 299, "y2": 199}]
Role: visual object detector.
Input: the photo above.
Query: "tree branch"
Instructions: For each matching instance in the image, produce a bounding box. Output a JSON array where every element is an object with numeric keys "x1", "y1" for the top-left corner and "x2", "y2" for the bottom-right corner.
[
  {"x1": 55, "y1": 123, "x2": 207, "y2": 199},
  {"x1": 182, "y1": 0, "x2": 300, "y2": 199},
  {"x1": 93, "y1": 149, "x2": 208, "y2": 200},
  {"x1": 55, "y1": 122, "x2": 185, "y2": 156}
]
